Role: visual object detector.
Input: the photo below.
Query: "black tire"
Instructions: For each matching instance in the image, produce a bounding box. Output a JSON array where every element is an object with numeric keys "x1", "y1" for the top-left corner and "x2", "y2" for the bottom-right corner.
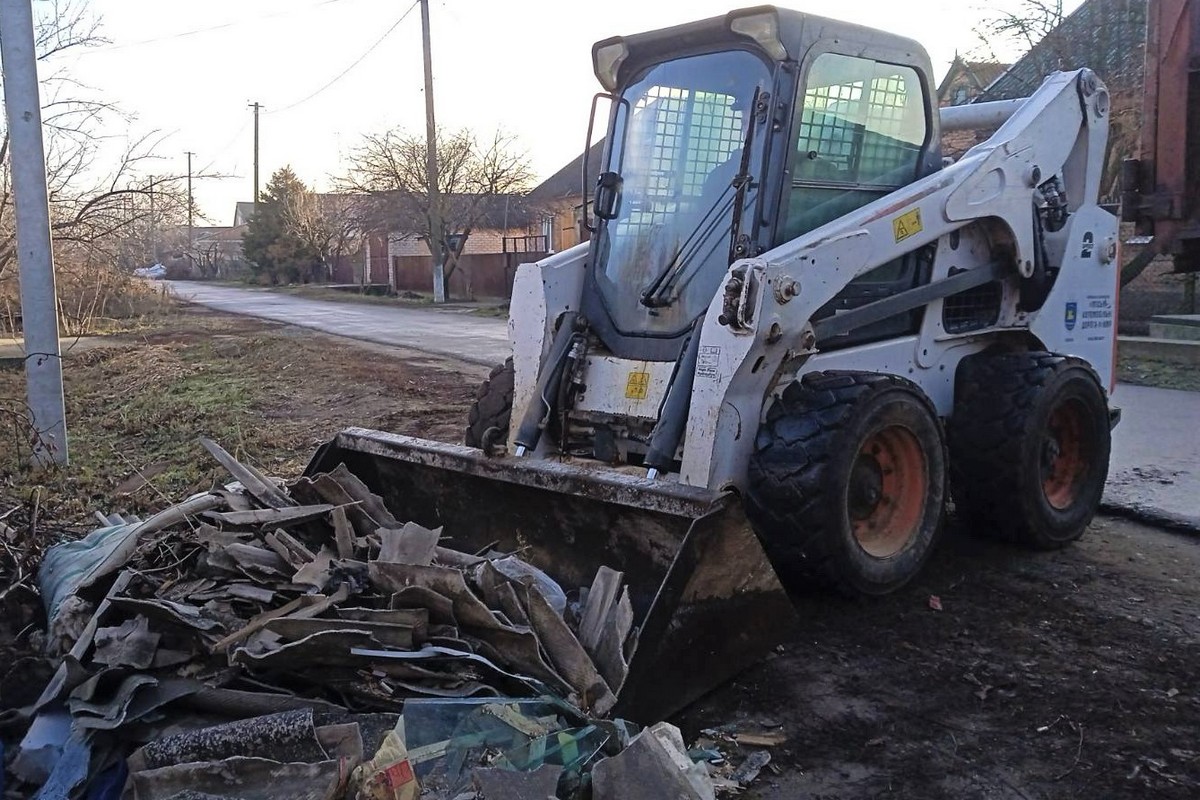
[
  {"x1": 948, "y1": 351, "x2": 1110, "y2": 549},
  {"x1": 464, "y1": 358, "x2": 514, "y2": 450},
  {"x1": 746, "y1": 372, "x2": 948, "y2": 597}
]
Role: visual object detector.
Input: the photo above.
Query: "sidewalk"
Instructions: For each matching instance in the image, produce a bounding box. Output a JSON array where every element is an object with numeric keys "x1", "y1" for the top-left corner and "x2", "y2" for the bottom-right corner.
[{"x1": 1105, "y1": 383, "x2": 1200, "y2": 532}]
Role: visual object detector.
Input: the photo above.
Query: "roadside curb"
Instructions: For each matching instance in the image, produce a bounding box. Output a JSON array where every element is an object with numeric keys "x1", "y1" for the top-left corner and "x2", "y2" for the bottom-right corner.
[
  {"x1": 1118, "y1": 336, "x2": 1200, "y2": 366},
  {"x1": 1101, "y1": 500, "x2": 1200, "y2": 535}
]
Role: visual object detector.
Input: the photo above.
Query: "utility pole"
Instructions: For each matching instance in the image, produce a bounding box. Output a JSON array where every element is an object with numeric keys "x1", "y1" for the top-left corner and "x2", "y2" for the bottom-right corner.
[
  {"x1": 419, "y1": 0, "x2": 445, "y2": 303},
  {"x1": 186, "y1": 151, "x2": 195, "y2": 265},
  {"x1": 0, "y1": 0, "x2": 68, "y2": 466},
  {"x1": 249, "y1": 101, "x2": 261, "y2": 210},
  {"x1": 147, "y1": 176, "x2": 157, "y2": 264}
]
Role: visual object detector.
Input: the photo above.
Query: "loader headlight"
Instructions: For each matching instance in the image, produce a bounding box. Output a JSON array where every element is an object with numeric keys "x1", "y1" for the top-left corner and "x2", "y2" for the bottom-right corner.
[
  {"x1": 593, "y1": 39, "x2": 629, "y2": 92},
  {"x1": 728, "y1": 9, "x2": 787, "y2": 61}
]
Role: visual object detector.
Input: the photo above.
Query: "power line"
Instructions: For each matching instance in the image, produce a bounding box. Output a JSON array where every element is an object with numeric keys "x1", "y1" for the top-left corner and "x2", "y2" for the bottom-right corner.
[
  {"x1": 197, "y1": 117, "x2": 252, "y2": 175},
  {"x1": 77, "y1": 0, "x2": 357, "y2": 55},
  {"x1": 267, "y1": 0, "x2": 420, "y2": 115}
]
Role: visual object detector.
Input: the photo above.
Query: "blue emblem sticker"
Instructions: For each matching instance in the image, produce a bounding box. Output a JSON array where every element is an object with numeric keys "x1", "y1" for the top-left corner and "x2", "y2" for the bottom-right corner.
[{"x1": 1065, "y1": 302, "x2": 1077, "y2": 331}]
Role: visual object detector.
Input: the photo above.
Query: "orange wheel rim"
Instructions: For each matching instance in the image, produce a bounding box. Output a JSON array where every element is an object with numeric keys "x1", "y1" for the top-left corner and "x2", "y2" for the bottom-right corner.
[
  {"x1": 1042, "y1": 399, "x2": 1089, "y2": 510},
  {"x1": 849, "y1": 425, "x2": 927, "y2": 558}
]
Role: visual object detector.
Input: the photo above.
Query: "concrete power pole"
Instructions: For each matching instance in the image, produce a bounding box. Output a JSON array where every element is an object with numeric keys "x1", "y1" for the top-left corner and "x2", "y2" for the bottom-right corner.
[
  {"x1": 249, "y1": 101, "x2": 261, "y2": 211},
  {"x1": 0, "y1": 0, "x2": 68, "y2": 466},
  {"x1": 186, "y1": 151, "x2": 195, "y2": 266},
  {"x1": 147, "y1": 177, "x2": 157, "y2": 264},
  {"x1": 420, "y1": 0, "x2": 445, "y2": 303}
]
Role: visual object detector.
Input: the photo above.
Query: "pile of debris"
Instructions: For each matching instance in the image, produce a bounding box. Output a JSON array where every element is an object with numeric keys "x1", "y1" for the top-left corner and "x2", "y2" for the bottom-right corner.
[{"x1": 3, "y1": 440, "x2": 779, "y2": 799}]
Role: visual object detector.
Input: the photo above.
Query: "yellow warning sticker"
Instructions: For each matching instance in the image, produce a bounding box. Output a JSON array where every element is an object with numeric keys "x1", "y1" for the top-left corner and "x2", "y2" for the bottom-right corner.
[
  {"x1": 892, "y1": 208, "x2": 923, "y2": 243},
  {"x1": 625, "y1": 371, "x2": 650, "y2": 400}
]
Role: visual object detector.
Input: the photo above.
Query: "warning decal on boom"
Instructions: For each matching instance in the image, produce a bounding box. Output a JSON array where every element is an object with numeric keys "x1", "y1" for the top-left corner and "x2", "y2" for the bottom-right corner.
[{"x1": 892, "y1": 208, "x2": 923, "y2": 243}]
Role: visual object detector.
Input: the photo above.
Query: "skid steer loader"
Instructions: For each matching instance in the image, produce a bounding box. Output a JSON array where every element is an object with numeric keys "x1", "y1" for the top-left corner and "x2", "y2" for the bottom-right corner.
[{"x1": 310, "y1": 6, "x2": 1118, "y2": 721}]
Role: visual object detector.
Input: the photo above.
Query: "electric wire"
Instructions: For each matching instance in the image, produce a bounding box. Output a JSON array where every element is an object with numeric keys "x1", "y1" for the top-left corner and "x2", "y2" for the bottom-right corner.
[
  {"x1": 78, "y1": 0, "x2": 356, "y2": 55},
  {"x1": 266, "y1": 0, "x2": 420, "y2": 115},
  {"x1": 197, "y1": 118, "x2": 253, "y2": 175}
]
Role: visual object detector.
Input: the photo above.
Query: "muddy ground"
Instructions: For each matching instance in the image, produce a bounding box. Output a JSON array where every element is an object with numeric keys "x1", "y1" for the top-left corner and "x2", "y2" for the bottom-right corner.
[
  {"x1": 681, "y1": 515, "x2": 1200, "y2": 799},
  {"x1": 2, "y1": 304, "x2": 1198, "y2": 798}
]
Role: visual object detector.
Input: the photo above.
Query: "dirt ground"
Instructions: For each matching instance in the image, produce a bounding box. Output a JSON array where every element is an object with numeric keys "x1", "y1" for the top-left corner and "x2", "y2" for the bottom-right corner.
[
  {"x1": 680, "y1": 515, "x2": 1200, "y2": 799},
  {"x1": 2, "y1": 304, "x2": 1198, "y2": 798}
]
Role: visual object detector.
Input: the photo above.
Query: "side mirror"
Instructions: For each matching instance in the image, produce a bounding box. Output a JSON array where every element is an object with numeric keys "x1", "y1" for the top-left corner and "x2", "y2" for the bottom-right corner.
[{"x1": 594, "y1": 172, "x2": 623, "y2": 221}]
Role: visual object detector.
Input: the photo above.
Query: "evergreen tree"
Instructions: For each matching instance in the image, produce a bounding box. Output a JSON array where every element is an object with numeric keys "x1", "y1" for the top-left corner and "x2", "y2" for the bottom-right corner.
[{"x1": 241, "y1": 167, "x2": 325, "y2": 284}]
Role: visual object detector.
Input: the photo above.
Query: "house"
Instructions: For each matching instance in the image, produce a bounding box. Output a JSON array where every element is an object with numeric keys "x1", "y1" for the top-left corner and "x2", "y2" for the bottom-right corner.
[
  {"x1": 948, "y1": 0, "x2": 1196, "y2": 329},
  {"x1": 191, "y1": 225, "x2": 250, "y2": 278},
  {"x1": 975, "y1": 0, "x2": 1147, "y2": 104},
  {"x1": 233, "y1": 194, "x2": 369, "y2": 284},
  {"x1": 233, "y1": 202, "x2": 257, "y2": 227},
  {"x1": 526, "y1": 139, "x2": 605, "y2": 254},
  {"x1": 942, "y1": 0, "x2": 1147, "y2": 196},
  {"x1": 936, "y1": 56, "x2": 1010, "y2": 107},
  {"x1": 974, "y1": 0, "x2": 1148, "y2": 200},
  {"x1": 361, "y1": 193, "x2": 545, "y2": 299}
]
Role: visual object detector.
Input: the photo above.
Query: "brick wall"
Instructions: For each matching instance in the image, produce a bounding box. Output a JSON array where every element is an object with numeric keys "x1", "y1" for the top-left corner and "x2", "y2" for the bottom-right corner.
[
  {"x1": 1119, "y1": 224, "x2": 1194, "y2": 333},
  {"x1": 388, "y1": 228, "x2": 513, "y2": 257}
]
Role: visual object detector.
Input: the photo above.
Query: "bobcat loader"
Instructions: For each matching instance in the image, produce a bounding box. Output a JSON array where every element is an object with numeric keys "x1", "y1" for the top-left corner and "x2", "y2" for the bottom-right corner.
[{"x1": 310, "y1": 6, "x2": 1119, "y2": 720}]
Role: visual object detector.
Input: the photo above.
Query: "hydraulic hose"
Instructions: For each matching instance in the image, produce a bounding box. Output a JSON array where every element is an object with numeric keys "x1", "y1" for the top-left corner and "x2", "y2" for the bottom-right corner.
[
  {"x1": 513, "y1": 311, "x2": 582, "y2": 456},
  {"x1": 644, "y1": 322, "x2": 703, "y2": 477}
]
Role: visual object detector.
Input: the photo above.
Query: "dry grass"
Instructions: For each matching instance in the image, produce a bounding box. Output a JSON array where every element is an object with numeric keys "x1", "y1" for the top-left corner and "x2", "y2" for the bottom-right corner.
[
  {"x1": 0, "y1": 303, "x2": 477, "y2": 533},
  {"x1": 1117, "y1": 354, "x2": 1200, "y2": 393},
  {"x1": 1, "y1": 265, "x2": 172, "y2": 338}
]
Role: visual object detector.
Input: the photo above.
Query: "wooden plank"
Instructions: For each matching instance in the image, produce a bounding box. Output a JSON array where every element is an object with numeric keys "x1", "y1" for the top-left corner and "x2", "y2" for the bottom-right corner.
[
  {"x1": 578, "y1": 567, "x2": 623, "y2": 652},
  {"x1": 201, "y1": 438, "x2": 295, "y2": 509},
  {"x1": 265, "y1": 617, "x2": 415, "y2": 650},
  {"x1": 212, "y1": 583, "x2": 351, "y2": 653},
  {"x1": 592, "y1": 587, "x2": 633, "y2": 692},
  {"x1": 264, "y1": 531, "x2": 314, "y2": 571},
  {"x1": 325, "y1": 464, "x2": 400, "y2": 530},
  {"x1": 207, "y1": 505, "x2": 334, "y2": 528},
  {"x1": 332, "y1": 506, "x2": 356, "y2": 560},
  {"x1": 734, "y1": 732, "x2": 788, "y2": 747}
]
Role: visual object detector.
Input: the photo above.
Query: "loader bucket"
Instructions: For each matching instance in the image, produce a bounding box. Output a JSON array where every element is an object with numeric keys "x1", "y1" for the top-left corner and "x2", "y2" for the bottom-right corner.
[{"x1": 305, "y1": 427, "x2": 798, "y2": 723}]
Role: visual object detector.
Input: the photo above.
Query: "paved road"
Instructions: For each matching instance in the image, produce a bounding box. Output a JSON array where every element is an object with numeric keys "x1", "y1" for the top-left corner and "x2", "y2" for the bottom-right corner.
[
  {"x1": 169, "y1": 281, "x2": 1199, "y2": 530},
  {"x1": 165, "y1": 281, "x2": 510, "y2": 367},
  {"x1": 1107, "y1": 383, "x2": 1200, "y2": 530}
]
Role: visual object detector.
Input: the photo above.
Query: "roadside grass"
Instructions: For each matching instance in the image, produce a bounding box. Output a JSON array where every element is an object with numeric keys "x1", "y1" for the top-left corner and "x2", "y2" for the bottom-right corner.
[
  {"x1": 0, "y1": 304, "x2": 475, "y2": 532},
  {"x1": 1117, "y1": 353, "x2": 1200, "y2": 392},
  {"x1": 213, "y1": 280, "x2": 510, "y2": 316},
  {"x1": 3, "y1": 335, "x2": 282, "y2": 530},
  {"x1": 272, "y1": 284, "x2": 434, "y2": 307}
]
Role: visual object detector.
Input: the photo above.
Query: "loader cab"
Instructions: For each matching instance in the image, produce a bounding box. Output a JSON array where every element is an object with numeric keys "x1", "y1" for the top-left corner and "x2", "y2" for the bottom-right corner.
[
  {"x1": 583, "y1": 6, "x2": 941, "y2": 360},
  {"x1": 784, "y1": 47, "x2": 941, "y2": 348}
]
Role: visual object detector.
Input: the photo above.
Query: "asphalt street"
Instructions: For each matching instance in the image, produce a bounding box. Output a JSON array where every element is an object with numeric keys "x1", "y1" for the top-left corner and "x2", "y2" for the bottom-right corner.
[
  {"x1": 165, "y1": 281, "x2": 511, "y2": 367},
  {"x1": 169, "y1": 281, "x2": 1199, "y2": 531}
]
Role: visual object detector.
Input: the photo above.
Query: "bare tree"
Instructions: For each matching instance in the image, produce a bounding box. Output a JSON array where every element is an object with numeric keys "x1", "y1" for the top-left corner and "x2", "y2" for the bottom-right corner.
[
  {"x1": 971, "y1": 1, "x2": 1065, "y2": 61},
  {"x1": 0, "y1": 1, "x2": 192, "y2": 333},
  {"x1": 338, "y1": 128, "x2": 535, "y2": 299},
  {"x1": 282, "y1": 191, "x2": 363, "y2": 283}
]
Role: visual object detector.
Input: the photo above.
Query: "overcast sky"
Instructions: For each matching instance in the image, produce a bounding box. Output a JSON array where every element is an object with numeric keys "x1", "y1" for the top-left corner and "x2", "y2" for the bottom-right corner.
[{"x1": 47, "y1": 0, "x2": 1084, "y2": 226}]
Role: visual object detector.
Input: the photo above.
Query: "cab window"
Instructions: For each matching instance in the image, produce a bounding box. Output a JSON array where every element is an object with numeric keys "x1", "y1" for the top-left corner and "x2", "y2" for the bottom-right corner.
[{"x1": 781, "y1": 53, "x2": 927, "y2": 242}]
